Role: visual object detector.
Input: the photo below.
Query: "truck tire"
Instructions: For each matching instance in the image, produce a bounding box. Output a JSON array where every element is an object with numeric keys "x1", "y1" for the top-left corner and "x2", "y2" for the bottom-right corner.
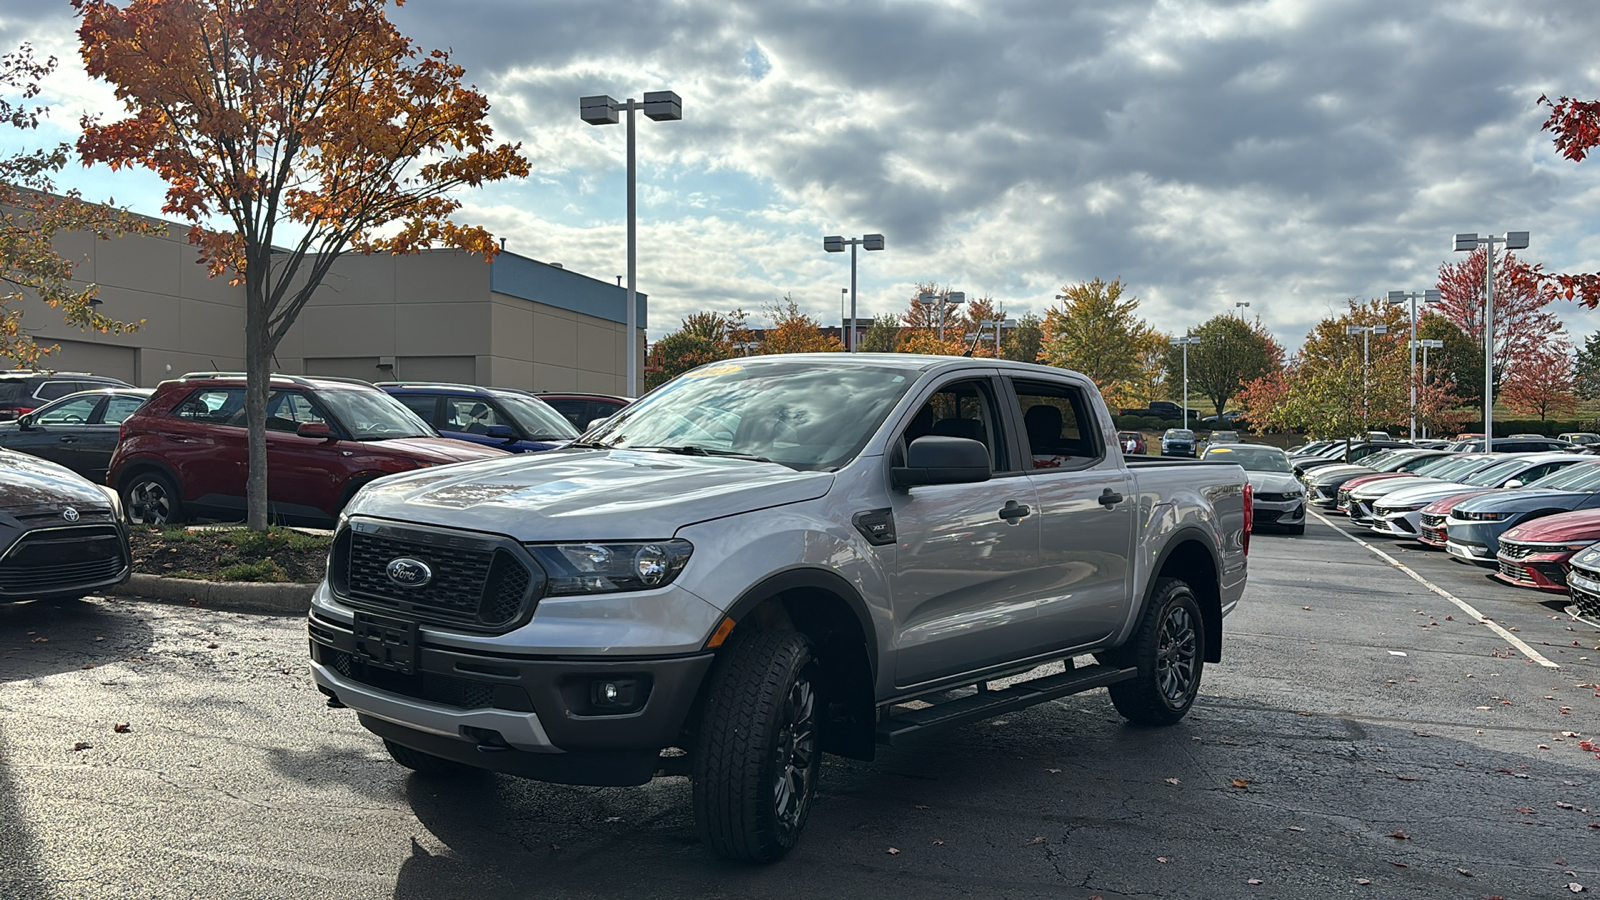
[
  {"x1": 382, "y1": 739, "x2": 477, "y2": 776},
  {"x1": 692, "y1": 628, "x2": 820, "y2": 862},
  {"x1": 1108, "y1": 578, "x2": 1204, "y2": 726}
]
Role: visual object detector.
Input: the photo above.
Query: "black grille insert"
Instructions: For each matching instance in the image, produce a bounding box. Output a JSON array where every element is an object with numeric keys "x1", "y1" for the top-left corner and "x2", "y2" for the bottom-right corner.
[
  {"x1": 0, "y1": 525, "x2": 127, "y2": 596},
  {"x1": 335, "y1": 524, "x2": 543, "y2": 632},
  {"x1": 315, "y1": 645, "x2": 532, "y2": 711}
]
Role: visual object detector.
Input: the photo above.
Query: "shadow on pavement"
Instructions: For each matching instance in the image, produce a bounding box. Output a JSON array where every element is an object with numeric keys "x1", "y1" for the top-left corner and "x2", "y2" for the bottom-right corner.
[
  {"x1": 0, "y1": 728, "x2": 50, "y2": 900},
  {"x1": 0, "y1": 596, "x2": 154, "y2": 683}
]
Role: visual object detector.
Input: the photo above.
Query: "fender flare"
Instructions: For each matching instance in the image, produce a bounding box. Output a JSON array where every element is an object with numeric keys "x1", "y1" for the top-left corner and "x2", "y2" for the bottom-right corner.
[
  {"x1": 723, "y1": 567, "x2": 878, "y2": 681},
  {"x1": 1140, "y1": 525, "x2": 1224, "y2": 661}
]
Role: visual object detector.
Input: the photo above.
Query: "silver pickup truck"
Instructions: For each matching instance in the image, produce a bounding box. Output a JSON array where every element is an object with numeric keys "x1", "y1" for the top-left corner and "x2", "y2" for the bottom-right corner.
[{"x1": 308, "y1": 355, "x2": 1250, "y2": 861}]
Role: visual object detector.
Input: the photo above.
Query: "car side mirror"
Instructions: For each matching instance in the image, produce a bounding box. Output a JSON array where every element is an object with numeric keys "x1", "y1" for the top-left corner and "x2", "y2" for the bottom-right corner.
[
  {"x1": 1503, "y1": 479, "x2": 1523, "y2": 489},
  {"x1": 296, "y1": 421, "x2": 334, "y2": 439},
  {"x1": 586, "y1": 416, "x2": 612, "y2": 431},
  {"x1": 892, "y1": 436, "x2": 992, "y2": 489},
  {"x1": 15, "y1": 413, "x2": 32, "y2": 430},
  {"x1": 484, "y1": 423, "x2": 516, "y2": 440}
]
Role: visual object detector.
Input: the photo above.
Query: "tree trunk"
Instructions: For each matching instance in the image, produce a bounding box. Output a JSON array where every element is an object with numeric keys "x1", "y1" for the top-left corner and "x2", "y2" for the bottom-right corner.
[{"x1": 245, "y1": 275, "x2": 271, "y2": 531}]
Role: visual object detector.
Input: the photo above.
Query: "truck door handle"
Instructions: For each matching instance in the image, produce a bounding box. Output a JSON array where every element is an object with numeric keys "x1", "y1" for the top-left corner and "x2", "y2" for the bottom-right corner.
[
  {"x1": 58, "y1": 436, "x2": 78, "y2": 443},
  {"x1": 1098, "y1": 489, "x2": 1123, "y2": 508},
  {"x1": 998, "y1": 500, "x2": 1031, "y2": 522}
]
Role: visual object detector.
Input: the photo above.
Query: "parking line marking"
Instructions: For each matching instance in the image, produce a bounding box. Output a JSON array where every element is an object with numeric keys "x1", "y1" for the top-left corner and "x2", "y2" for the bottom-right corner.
[{"x1": 1308, "y1": 509, "x2": 1559, "y2": 669}]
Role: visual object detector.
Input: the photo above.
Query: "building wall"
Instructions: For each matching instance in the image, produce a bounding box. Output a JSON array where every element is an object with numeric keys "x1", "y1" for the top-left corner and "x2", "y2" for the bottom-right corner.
[{"x1": 17, "y1": 216, "x2": 643, "y2": 394}]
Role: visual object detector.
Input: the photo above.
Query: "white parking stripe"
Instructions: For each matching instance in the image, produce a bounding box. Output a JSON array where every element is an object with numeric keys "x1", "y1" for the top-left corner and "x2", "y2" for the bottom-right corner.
[{"x1": 1308, "y1": 509, "x2": 1560, "y2": 669}]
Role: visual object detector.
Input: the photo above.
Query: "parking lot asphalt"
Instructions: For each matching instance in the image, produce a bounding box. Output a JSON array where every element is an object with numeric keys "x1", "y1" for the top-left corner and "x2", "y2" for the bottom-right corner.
[{"x1": 1, "y1": 516, "x2": 1596, "y2": 900}]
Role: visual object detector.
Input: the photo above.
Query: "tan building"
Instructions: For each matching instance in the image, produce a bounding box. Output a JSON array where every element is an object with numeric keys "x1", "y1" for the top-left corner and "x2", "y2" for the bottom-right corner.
[{"x1": 24, "y1": 217, "x2": 647, "y2": 395}]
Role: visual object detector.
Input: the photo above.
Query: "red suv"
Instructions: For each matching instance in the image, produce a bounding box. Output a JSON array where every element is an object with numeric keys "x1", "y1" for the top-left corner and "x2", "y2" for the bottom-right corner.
[{"x1": 108, "y1": 373, "x2": 509, "y2": 526}]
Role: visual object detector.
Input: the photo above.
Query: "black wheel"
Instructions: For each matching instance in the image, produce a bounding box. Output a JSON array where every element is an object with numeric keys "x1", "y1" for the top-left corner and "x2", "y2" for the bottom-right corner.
[
  {"x1": 1108, "y1": 578, "x2": 1204, "y2": 726},
  {"x1": 123, "y1": 470, "x2": 186, "y2": 526},
  {"x1": 383, "y1": 739, "x2": 478, "y2": 775},
  {"x1": 692, "y1": 629, "x2": 820, "y2": 863}
]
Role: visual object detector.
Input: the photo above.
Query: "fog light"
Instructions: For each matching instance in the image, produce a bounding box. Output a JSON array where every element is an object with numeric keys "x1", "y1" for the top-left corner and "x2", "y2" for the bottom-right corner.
[{"x1": 590, "y1": 677, "x2": 643, "y2": 712}]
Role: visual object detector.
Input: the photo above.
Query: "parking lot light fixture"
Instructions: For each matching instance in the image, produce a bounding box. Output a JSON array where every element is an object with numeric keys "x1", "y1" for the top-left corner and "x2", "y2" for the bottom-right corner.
[
  {"x1": 1388, "y1": 289, "x2": 1442, "y2": 440},
  {"x1": 1234, "y1": 301, "x2": 1250, "y2": 318},
  {"x1": 1453, "y1": 231, "x2": 1530, "y2": 449},
  {"x1": 916, "y1": 290, "x2": 966, "y2": 342},
  {"x1": 824, "y1": 234, "x2": 886, "y2": 352},
  {"x1": 1346, "y1": 324, "x2": 1389, "y2": 429},
  {"x1": 580, "y1": 90, "x2": 682, "y2": 395},
  {"x1": 1413, "y1": 338, "x2": 1445, "y2": 438},
  {"x1": 1170, "y1": 335, "x2": 1201, "y2": 429}
]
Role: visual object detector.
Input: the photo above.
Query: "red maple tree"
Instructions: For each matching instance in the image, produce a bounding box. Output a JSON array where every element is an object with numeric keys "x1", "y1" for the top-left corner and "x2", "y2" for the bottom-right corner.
[
  {"x1": 1500, "y1": 341, "x2": 1579, "y2": 421},
  {"x1": 1518, "y1": 95, "x2": 1600, "y2": 306},
  {"x1": 1434, "y1": 246, "x2": 1564, "y2": 383}
]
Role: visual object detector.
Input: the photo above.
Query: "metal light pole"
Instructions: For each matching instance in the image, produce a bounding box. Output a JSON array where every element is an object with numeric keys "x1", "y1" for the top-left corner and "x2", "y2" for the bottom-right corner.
[
  {"x1": 1345, "y1": 324, "x2": 1389, "y2": 429},
  {"x1": 1414, "y1": 338, "x2": 1444, "y2": 438},
  {"x1": 1388, "y1": 289, "x2": 1441, "y2": 440},
  {"x1": 824, "y1": 234, "x2": 886, "y2": 352},
  {"x1": 917, "y1": 290, "x2": 966, "y2": 342},
  {"x1": 581, "y1": 91, "x2": 682, "y2": 396},
  {"x1": 840, "y1": 288, "x2": 849, "y2": 345},
  {"x1": 1454, "y1": 231, "x2": 1530, "y2": 450},
  {"x1": 1235, "y1": 301, "x2": 1250, "y2": 318},
  {"x1": 1171, "y1": 335, "x2": 1200, "y2": 429}
]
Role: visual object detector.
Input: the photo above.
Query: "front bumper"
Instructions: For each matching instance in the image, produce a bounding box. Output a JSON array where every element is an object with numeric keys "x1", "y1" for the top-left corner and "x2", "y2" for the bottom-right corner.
[
  {"x1": 0, "y1": 521, "x2": 130, "y2": 601},
  {"x1": 1368, "y1": 509, "x2": 1424, "y2": 537},
  {"x1": 1563, "y1": 568, "x2": 1600, "y2": 628},
  {"x1": 308, "y1": 609, "x2": 713, "y2": 783},
  {"x1": 1251, "y1": 498, "x2": 1305, "y2": 528},
  {"x1": 1445, "y1": 538, "x2": 1495, "y2": 564}
]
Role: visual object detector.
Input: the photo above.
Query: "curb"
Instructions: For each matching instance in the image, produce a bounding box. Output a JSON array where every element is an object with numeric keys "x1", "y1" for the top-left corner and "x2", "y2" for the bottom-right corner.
[{"x1": 109, "y1": 573, "x2": 316, "y2": 617}]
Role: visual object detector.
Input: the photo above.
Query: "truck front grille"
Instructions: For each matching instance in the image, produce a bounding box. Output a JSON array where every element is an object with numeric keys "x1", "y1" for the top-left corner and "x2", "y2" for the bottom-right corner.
[
  {"x1": 315, "y1": 644, "x2": 529, "y2": 711},
  {"x1": 331, "y1": 524, "x2": 544, "y2": 632}
]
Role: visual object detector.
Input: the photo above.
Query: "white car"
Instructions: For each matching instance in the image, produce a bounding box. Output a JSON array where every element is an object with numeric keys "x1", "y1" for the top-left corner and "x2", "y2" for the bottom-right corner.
[{"x1": 1367, "y1": 454, "x2": 1592, "y2": 538}]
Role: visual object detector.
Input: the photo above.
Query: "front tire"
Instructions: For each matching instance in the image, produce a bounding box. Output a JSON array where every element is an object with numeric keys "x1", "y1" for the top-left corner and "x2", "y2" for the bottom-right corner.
[
  {"x1": 123, "y1": 470, "x2": 186, "y2": 526},
  {"x1": 692, "y1": 629, "x2": 820, "y2": 863},
  {"x1": 1108, "y1": 578, "x2": 1204, "y2": 726}
]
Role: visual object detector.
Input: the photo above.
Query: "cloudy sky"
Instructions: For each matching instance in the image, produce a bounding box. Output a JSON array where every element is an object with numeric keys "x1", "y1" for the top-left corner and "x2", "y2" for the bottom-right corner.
[{"x1": 7, "y1": 0, "x2": 1600, "y2": 350}]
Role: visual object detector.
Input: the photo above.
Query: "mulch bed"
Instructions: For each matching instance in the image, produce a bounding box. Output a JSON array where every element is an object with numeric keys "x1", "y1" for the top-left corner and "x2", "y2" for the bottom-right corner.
[{"x1": 128, "y1": 526, "x2": 332, "y2": 584}]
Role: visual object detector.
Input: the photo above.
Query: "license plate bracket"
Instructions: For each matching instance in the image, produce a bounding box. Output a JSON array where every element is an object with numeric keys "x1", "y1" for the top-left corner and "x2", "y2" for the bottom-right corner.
[{"x1": 352, "y1": 611, "x2": 418, "y2": 674}]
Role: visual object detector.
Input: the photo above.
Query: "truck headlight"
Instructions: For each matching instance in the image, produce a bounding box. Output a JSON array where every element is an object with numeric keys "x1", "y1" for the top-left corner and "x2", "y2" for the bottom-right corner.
[{"x1": 528, "y1": 540, "x2": 694, "y2": 595}]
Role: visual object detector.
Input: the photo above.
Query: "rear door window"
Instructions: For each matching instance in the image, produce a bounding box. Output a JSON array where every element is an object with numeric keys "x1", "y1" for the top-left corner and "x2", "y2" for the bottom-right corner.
[
  {"x1": 173, "y1": 388, "x2": 244, "y2": 424},
  {"x1": 1013, "y1": 379, "x2": 1102, "y2": 469},
  {"x1": 36, "y1": 395, "x2": 101, "y2": 425},
  {"x1": 100, "y1": 395, "x2": 147, "y2": 424},
  {"x1": 394, "y1": 394, "x2": 441, "y2": 426}
]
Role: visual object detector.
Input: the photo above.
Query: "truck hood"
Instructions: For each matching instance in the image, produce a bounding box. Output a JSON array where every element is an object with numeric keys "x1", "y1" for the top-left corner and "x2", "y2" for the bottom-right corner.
[
  {"x1": 1500, "y1": 508, "x2": 1600, "y2": 543},
  {"x1": 345, "y1": 448, "x2": 835, "y2": 540}
]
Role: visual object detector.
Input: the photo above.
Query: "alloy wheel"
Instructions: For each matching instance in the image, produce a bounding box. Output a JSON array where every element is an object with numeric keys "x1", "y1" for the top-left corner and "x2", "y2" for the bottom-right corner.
[
  {"x1": 1155, "y1": 605, "x2": 1199, "y2": 707},
  {"x1": 771, "y1": 671, "x2": 817, "y2": 837}
]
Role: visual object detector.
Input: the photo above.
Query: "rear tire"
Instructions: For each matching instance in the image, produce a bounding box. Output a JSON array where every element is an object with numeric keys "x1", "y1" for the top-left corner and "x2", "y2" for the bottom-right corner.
[
  {"x1": 1109, "y1": 578, "x2": 1204, "y2": 726},
  {"x1": 383, "y1": 739, "x2": 478, "y2": 775},
  {"x1": 692, "y1": 629, "x2": 820, "y2": 863}
]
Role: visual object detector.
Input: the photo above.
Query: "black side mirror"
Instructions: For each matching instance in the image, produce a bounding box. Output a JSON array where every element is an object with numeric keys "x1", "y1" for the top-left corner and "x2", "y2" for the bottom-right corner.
[
  {"x1": 16, "y1": 413, "x2": 33, "y2": 430},
  {"x1": 892, "y1": 436, "x2": 992, "y2": 489},
  {"x1": 484, "y1": 424, "x2": 517, "y2": 441}
]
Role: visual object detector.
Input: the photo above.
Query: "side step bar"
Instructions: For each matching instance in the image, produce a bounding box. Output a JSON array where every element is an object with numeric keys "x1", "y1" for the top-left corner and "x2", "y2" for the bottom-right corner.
[{"x1": 875, "y1": 664, "x2": 1137, "y2": 747}]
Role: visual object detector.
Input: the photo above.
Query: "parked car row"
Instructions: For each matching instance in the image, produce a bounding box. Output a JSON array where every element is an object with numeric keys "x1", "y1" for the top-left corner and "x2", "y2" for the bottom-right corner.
[
  {"x1": 0, "y1": 369, "x2": 632, "y2": 604},
  {"x1": 1294, "y1": 441, "x2": 1600, "y2": 627}
]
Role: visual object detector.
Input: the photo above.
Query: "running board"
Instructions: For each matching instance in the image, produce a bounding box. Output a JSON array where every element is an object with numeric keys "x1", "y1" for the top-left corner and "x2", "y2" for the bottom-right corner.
[{"x1": 875, "y1": 664, "x2": 1137, "y2": 746}]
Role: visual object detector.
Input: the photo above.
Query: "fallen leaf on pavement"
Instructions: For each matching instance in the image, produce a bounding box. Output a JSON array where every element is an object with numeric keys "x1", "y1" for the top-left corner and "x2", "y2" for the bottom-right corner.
[
  {"x1": 71, "y1": 742, "x2": 91, "y2": 751},
  {"x1": 112, "y1": 723, "x2": 130, "y2": 733},
  {"x1": 1045, "y1": 768, "x2": 1061, "y2": 774},
  {"x1": 1287, "y1": 825, "x2": 1305, "y2": 832},
  {"x1": 1457, "y1": 867, "x2": 1473, "y2": 877},
  {"x1": 1024, "y1": 836, "x2": 1046, "y2": 845},
  {"x1": 913, "y1": 804, "x2": 930, "y2": 810},
  {"x1": 1390, "y1": 861, "x2": 1409, "y2": 868},
  {"x1": 1387, "y1": 830, "x2": 1410, "y2": 840},
  {"x1": 30, "y1": 637, "x2": 48, "y2": 643},
  {"x1": 887, "y1": 847, "x2": 899, "y2": 855},
  {"x1": 1164, "y1": 777, "x2": 1180, "y2": 785},
  {"x1": 1231, "y1": 778, "x2": 1250, "y2": 788},
  {"x1": 1356, "y1": 877, "x2": 1371, "y2": 885},
  {"x1": 1557, "y1": 801, "x2": 1574, "y2": 810},
  {"x1": 1246, "y1": 879, "x2": 1263, "y2": 885},
  {"x1": 932, "y1": 839, "x2": 944, "y2": 845},
  {"x1": 1568, "y1": 884, "x2": 1585, "y2": 893}
]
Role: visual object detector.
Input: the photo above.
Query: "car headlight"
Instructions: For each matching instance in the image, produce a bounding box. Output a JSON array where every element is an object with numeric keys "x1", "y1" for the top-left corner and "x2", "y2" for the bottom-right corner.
[
  {"x1": 98, "y1": 484, "x2": 125, "y2": 521},
  {"x1": 1379, "y1": 503, "x2": 1424, "y2": 514},
  {"x1": 527, "y1": 540, "x2": 694, "y2": 595},
  {"x1": 1457, "y1": 511, "x2": 1509, "y2": 521}
]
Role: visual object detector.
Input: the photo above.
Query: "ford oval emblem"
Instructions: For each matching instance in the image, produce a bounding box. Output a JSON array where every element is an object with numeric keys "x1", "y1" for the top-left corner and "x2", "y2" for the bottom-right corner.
[
  {"x1": 61, "y1": 507, "x2": 80, "y2": 522},
  {"x1": 385, "y1": 557, "x2": 433, "y2": 588}
]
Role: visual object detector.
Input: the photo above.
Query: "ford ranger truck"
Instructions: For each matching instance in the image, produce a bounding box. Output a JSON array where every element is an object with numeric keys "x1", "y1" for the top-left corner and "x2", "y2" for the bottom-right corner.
[{"x1": 308, "y1": 354, "x2": 1251, "y2": 862}]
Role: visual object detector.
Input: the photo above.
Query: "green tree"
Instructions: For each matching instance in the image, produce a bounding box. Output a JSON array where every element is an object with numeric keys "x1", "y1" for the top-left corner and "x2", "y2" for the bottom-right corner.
[
  {"x1": 645, "y1": 331, "x2": 725, "y2": 390},
  {"x1": 1000, "y1": 312, "x2": 1043, "y2": 363},
  {"x1": 1038, "y1": 278, "x2": 1154, "y2": 407},
  {"x1": 1417, "y1": 314, "x2": 1483, "y2": 407},
  {"x1": 1280, "y1": 300, "x2": 1410, "y2": 438},
  {"x1": 1162, "y1": 315, "x2": 1283, "y2": 417},
  {"x1": 859, "y1": 314, "x2": 900, "y2": 352},
  {"x1": 0, "y1": 43, "x2": 157, "y2": 366},
  {"x1": 1574, "y1": 331, "x2": 1600, "y2": 400}
]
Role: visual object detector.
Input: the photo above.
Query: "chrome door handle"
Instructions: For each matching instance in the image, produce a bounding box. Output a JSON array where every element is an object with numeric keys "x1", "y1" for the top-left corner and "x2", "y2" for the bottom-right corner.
[{"x1": 998, "y1": 500, "x2": 1031, "y2": 522}]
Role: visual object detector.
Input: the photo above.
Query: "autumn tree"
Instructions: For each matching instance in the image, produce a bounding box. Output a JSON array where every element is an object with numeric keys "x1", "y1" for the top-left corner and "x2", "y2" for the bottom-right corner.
[
  {"x1": 1274, "y1": 300, "x2": 1410, "y2": 439},
  {"x1": 0, "y1": 43, "x2": 157, "y2": 366},
  {"x1": 760, "y1": 295, "x2": 841, "y2": 354},
  {"x1": 1161, "y1": 315, "x2": 1282, "y2": 417},
  {"x1": 1038, "y1": 278, "x2": 1156, "y2": 407},
  {"x1": 1501, "y1": 341, "x2": 1579, "y2": 421},
  {"x1": 859, "y1": 314, "x2": 900, "y2": 352},
  {"x1": 76, "y1": 0, "x2": 529, "y2": 529},
  {"x1": 1434, "y1": 246, "x2": 1565, "y2": 394},
  {"x1": 955, "y1": 295, "x2": 1005, "y2": 358},
  {"x1": 1514, "y1": 94, "x2": 1600, "y2": 306},
  {"x1": 1001, "y1": 312, "x2": 1043, "y2": 363},
  {"x1": 645, "y1": 331, "x2": 724, "y2": 391}
]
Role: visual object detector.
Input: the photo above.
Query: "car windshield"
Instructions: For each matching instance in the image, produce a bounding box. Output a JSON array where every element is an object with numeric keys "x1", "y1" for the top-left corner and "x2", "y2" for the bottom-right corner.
[
  {"x1": 1166, "y1": 430, "x2": 1194, "y2": 440},
  {"x1": 1361, "y1": 450, "x2": 1404, "y2": 469},
  {"x1": 319, "y1": 389, "x2": 435, "y2": 440},
  {"x1": 1202, "y1": 445, "x2": 1291, "y2": 473},
  {"x1": 498, "y1": 394, "x2": 580, "y2": 441},
  {"x1": 1525, "y1": 462, "x2": 1600, "y2": 491},
  {"x1": 1464, "y1": 457, "x2": 1540, "y2": 487},
  {"x1": 579, "y1": 359, "x2": 920, "y2": 471},
  {"x1": 1413, "y1": 456, "x2": 1476, "y2": 478}
]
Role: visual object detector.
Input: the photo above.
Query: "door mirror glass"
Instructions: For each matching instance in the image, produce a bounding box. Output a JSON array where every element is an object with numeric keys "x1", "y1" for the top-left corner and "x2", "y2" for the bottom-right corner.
[
  {"x1": 893, "y1": 436, "x2": 992, "y2": 488},
  {"x1": 484, "y1": 423, "x2": 516, "y2": 440},
  {"x1": 297, "y1": 421, "x2": 333, "y2": 439},
  {"x1": 15, "y1": 413, "x2": 32, "y2": 429},
  {"x1": 586, "y1": 416, "x2": 612, "y2": 432}
]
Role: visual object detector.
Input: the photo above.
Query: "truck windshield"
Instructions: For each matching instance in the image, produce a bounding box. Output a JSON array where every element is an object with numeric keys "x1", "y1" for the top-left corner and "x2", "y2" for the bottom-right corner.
[{"x1": 580, "y1": 360, "x2": 920, "y2": 471}]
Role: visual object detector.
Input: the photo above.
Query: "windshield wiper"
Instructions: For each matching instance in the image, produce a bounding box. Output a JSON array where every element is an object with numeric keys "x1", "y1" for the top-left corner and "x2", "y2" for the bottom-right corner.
[
  {"x1": 647, "y1": 445, "x2": 772, "y2": 462},
  {"x1": 566, "y1": 440, "x2": 614, "y2": 449}
]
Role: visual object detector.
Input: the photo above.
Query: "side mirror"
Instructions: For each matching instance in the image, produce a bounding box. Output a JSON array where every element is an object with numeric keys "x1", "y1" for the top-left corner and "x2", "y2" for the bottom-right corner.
[
  {"x1": 297, "y1": 421, "x2": 334, "y2": 439},
  {"x1": 1503, "y1": 479, "x2": 1523, "y2": 489},
  {"x1": 892, "y1": 436, "x2": 992, "y2": 489},
  {"x1": 15, "y1": 413, "x2": 33, "y2": 430},
  {"x1": 586, "y1": 416, "x2": 612, "y2": 432},
  {"x1": 484, "y1": 423, "x2": 517, "y2": 440}
]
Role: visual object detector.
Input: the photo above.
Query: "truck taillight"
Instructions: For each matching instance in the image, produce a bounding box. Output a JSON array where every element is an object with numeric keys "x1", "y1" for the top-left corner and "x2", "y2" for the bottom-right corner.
[{"x1": 1242, "y1": 483, "x2": 1253, "y2": 556}]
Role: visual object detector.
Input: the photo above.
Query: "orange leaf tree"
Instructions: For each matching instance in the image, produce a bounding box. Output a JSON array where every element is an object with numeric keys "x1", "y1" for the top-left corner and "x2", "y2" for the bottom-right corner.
[
  {"x1": 760, "y1": 295, "x2": 842, "y2": 354},
  {"x1": 1500, "y1": 341, "x2": 1579, "y2": 422},
  {"x1": 1522, "y1": 94, "x2": 1600, "y2": 306},
  {"x1": 0, "y1": 43, "x2": 157, "y2": 366},
  {"x1": 75, "y1": 0, "x2": 529, "y2": 528}
]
